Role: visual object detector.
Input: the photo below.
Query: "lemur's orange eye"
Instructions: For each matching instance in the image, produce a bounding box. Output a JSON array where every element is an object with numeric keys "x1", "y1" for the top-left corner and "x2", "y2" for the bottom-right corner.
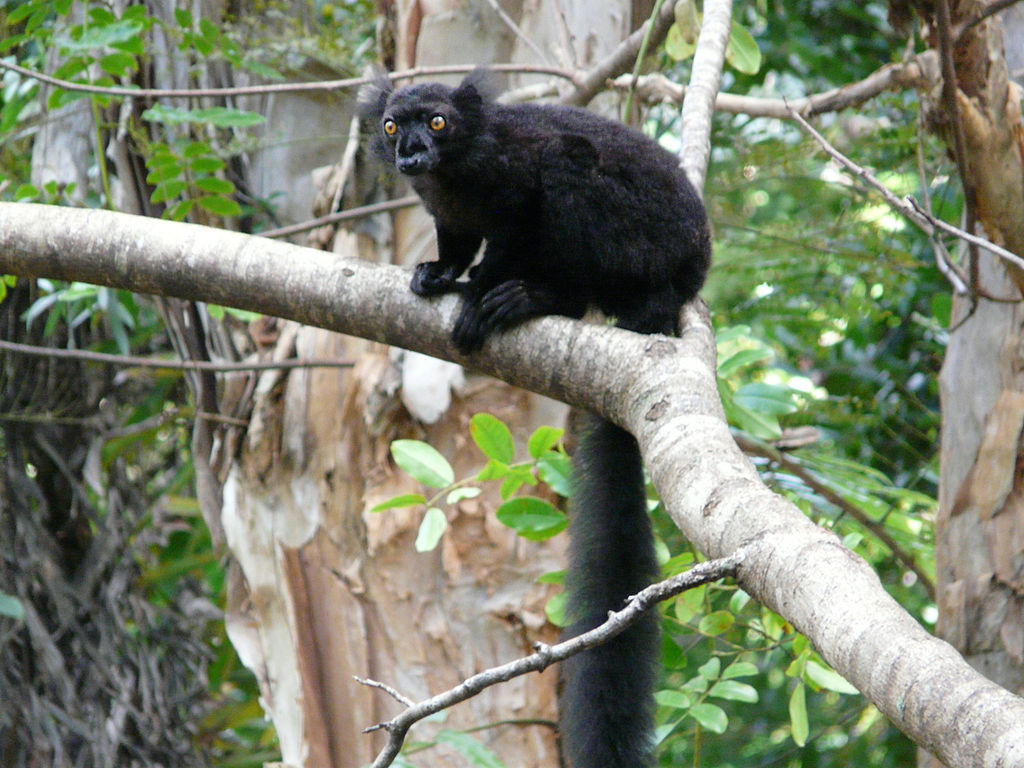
[
  {"x1": 430, "y1": 114, "x2": 446, "y2": 131},
  {"x1": 383, "y1": 119, "x2": 397, "y2": 136}
]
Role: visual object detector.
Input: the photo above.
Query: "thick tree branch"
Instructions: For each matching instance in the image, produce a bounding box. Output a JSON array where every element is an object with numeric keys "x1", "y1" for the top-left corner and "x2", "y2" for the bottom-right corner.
[{"x1": 2, "y1": 203, "x2": 1023, "y2": 767}]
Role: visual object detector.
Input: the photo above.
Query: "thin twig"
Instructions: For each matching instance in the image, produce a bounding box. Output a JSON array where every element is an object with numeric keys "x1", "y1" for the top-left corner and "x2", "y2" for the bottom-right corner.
[
  {"x1": 259, "y1": 196, "x2": 420, "y2": 239},
  {"x1": 482, "y1": 0, "x2": 551, "y2": 64},
  {"x1": 786, "y1": 104, "x2": 1024, "y2": 275},
  {"x1": 0, "y1": 60, "x2": 576, "y2": 101},
  {"x1": 363, "y1": 551, "x2": 745, "y2": 768},
  {"x1": 0, "y1": 339, "x2": 354, "y2": 371},
  {"x1": 354, "y1": 677, "x2": 415, "y2": 708}
]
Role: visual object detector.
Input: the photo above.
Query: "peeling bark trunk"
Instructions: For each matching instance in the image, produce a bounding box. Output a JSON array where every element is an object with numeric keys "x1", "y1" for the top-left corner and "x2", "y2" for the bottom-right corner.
[
  {"x1": 924, "y1": 3, "x2": 1024, "y2": 766},
  {"x1": 220, "y1": 2, "x2": 631, "y2": 766}
]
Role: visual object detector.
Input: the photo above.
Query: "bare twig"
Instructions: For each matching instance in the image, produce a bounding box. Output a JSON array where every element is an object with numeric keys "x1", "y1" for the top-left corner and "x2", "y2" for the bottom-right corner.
[
  {"x1": 0, "y1": 339, "x2": 353, "y2": 371},
  {"x1": 362, "y1": 552, "x2": 745, "y2": 768},
  {"x1": 0, "y1": 60, "x2": 576, "y2": 101},
  {"x1": 260, "y1": 196, "x2": 420, "y2": 239},
  {"x1": 482, "y1": 0, "x2": 550, "y2": 64},
  {"x1": 354, "y1": 677, "x2": 415, "y2": 708}
]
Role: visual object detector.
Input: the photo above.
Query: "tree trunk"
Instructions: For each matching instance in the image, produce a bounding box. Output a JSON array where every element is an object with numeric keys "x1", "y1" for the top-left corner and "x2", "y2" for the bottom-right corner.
[{"x1": 928, "y1": 3, "x2": 1024, "y2": 766}]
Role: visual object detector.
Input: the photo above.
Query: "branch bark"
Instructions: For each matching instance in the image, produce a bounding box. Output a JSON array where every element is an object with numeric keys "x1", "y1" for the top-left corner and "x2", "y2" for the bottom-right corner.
[{"x1": 2, "y1": 202, "x2": 1023, "y2": 767}]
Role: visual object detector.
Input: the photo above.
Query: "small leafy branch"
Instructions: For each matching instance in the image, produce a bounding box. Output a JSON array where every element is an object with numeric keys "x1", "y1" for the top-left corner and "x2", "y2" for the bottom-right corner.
[{"x1": 372, "y1": 413, "x2": 571, "y2": 552}]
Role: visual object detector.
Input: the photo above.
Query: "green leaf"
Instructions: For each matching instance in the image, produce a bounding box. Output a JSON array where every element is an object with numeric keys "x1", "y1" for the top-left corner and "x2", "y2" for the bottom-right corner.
[
  {"x1": 446, "y1": 487, "x2": 481, "y2": 504},
  {"x1": 722, "y1": 661, "x2": 759, "y2": 679},
  {"x1": 164, "y1": 198, "x2": 195, "y2": 221},
  {"x1": 98, "y1": 51, "x2": 137, "y2": 77},
  {"x1": 733, "y1": 382, "x2": 798, "y2": 416},
  {"x1": 188, "y1": 156, "x2": 226, "y2": 173},
  {"x1": 654, "y1": 689, "x2": 693, "y2": 710},
  {"x1": 59, "y1": 20, "x2": 144, "y2": 51},
  {"x1": 433, "y1": 730, "x2": 506, "y2": 768},
  {"x1": 192, "y1": 106, "x2": 265, "y2": 127},
  {"x1": 495, "y1": 497, "x2": 567, "y2": 541},
  {"x1": 14, "y1": 184, "x2": 39, "y2": 201},
  {"x1": 689, "y1": 703, "x2": 728, "y2": 734},
  {"x1": 709, "y1": 680, "x2": 758, "y2": 703},
  {"x1": 193, "y1": 176, "x2": 235, "y2": 195},
  {"x1": 370, "y1": 493, "x2": 426, "y2": 512},
  {"x1": 665, "y1": 23, "x2": 696, "y2": 61},
  {"x1": 391, "y1": 440, "x2": 454, "y2": 488},
  {"x1": 717, "y1": 346, "x2": 773, "y2": 378},
  {"x1": 789, "y1": 683, "x2": 809, "y2": 746},
  {"x1": 726, "y1": 19, "x2": 762, "y2": 75},
  {"x1": 697, "y1": 657, "x2": 721, "y2": 680},
  {"x1": 476, "y1": 459, "x2": 510, "y2": 482},
  {"x1": 0, "y1": 592, "x2": 24, "y2": 620},
  {"x1": 195, "y1": 195, "x2": 242, "y2": 217},
  {"x1": 544, "y1": 591, "x2": 567, "y2": 626},
  {"x1": 697, "y1": 610, "x2": 734, "y2": 636},
  {"x1": 174, "y1": 8, "x2": 193, "y2": 28},
  {"x1": 470, "y1": 413, "x2": 515, "y2": 463},
  {"x1": 141, "y1": 104, "x2": 264, "y2": 127},
  {"x1": 527, "y1": 425, "x2": 563, "y2": 459},
  {"x1": 415, "y1": 507, "x2": 447, "y2": 552},
  {"x1": 805, "y1": 660, "x2": 859, "y2": 694},
  {"x1": 536, "y1": 453, "x2": 572, "y2": 497},
  {"x1": 720, "y1": 383, "x2": 782, "y2": 439}
]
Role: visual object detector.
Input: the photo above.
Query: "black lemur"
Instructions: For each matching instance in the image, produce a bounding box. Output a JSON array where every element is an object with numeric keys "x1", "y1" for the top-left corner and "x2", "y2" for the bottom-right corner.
[{"x1": 360, "y1": 71, "x2": 711, "y2": 768}]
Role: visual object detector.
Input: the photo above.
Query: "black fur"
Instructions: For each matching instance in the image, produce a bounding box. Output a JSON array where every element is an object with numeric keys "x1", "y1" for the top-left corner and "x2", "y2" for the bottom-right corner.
[{"x1": 360, "y1": 71, "x2": 711, "y2": 768}]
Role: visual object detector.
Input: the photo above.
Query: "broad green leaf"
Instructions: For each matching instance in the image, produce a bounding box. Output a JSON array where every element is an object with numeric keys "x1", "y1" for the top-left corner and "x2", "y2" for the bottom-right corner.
[
  {"x1": 734, "y1": 382, "x2": 798, "y2": 416},
  {"x1": 470, "y1": 413, "x2": 515, "y2": 463},
  {"x1": 446, "y1": 487, "x2": 481, "y2": 504},
  {"x1": 689, "y1": 703, "x2": 728, "y2": 734},
  {"x1": 189, "y1": 156, "x2": 226, "y2": 173},
  {"x1": 192, "y1": 106, "x2": 265, "y2": 127},
  {"x1": 59, "y1": 20, "x2": 143, "y2": 51},
  {"x1": 476, "y1": 459, "x2": 510, "y2": 481},
  {"x1": 193, "y1": 176, "x2": 235, "y2": 195},
  {"x1": 709, "y1": 680, "x2": 758, "y2": 703},
  {"x1": 789, "y1": 683, "x2": 809, "y2": 745},
  {"x1": 722, "y1": 661, "x2": 759, "y2": 679},
  {"x1": 195, "y1": 195, "x2": 242, "y2": 217},
  {"x1": 98, "y1": 51, "x2": 136, "y2": 77},
  {"x1": 0, "y1": 592, "x2": 24, "y2": 620},
  {"x1": 805, "y1": 660, "x2": 859, "y2": 694},
  {"x1": 536, "y1": 570, "x2": 564, "y2": 584},
  {"x1": 527, "y1": 425, "x2": 563, "y2": 459},
  {"x1": 391, "y1": 440, "x2": 454, "y2": 488},
  {"x1": 495, "y1": 497, "x2": 567, "y2": 541},
  {"x1": 698, "y1": 610, "x2": 734, "y2": 636},
  {"x1": 370, "y1": 493, "x2": 426, "y2": 512},
  {"x1": 726, "y1": 20, "x2": 762, "y2": 75},
  {"x1": 697, "y1": 657, "x2": 721, "y2": 680},
  {"x1": 544, "y1": 591, "x2": 567, "y2": 626},
  {"x1": 717, "y1": 346, "x2": 774, "y2": 378},
  {"x1": 654, "y1": 689, "x2": 693, "y2": 710},
  {"x1": 537, "y1": 453, "x2": 571, "y2": 497},
  {"x1": 415, "y1": 507, "x2": 447, "y2": 552},
  {"x1": 665, "y1": 23, "x2": 696, "y2": 61}
]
